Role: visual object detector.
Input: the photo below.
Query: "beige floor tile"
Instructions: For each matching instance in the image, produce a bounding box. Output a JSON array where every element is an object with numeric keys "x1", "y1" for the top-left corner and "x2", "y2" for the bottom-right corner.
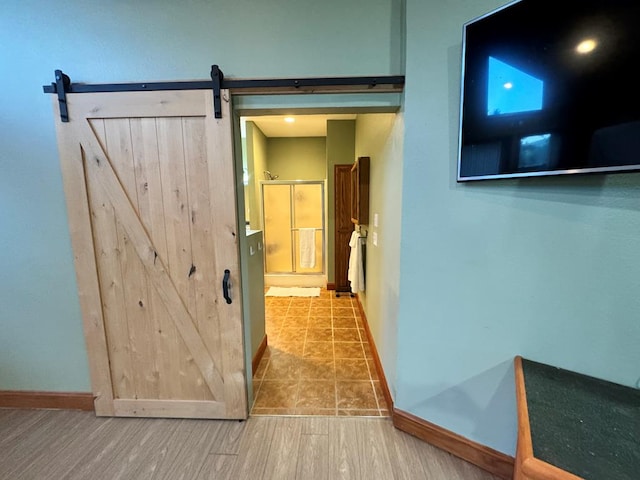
[
  {"x1": 251, "y1": 407, "x2": 297, "y2": 415},
  {"x1": 295, "y1": 407, "x2": 336, "y2": 415},
  {"x1": 303, "y1": 341, "x2": 334, "y2": 359},
  {"x1": 287, "y1": 306, "x2": 310, "y2": 317},
  {"x1": 307, "y1": 316, "x2": 333, "y2": 328},
  {"x1": 263, "y1": 355, "x2": 302, "y2": 380},
  {"x1": 333, "y1": 307, "x2": 355, "y2": 318},
  {"x1": 309, "y1": 307, "x2": 332, "y2": 316},
  {"x1": 254, "y1": 380, "x2": 299, "y2": 409},
  {"x1": 333, "y1": 328, "x2": 362, "y2": 342},
  {"x1": 333, "y1": 342, "x2": 365, "y2": 359},
  {"x1": 254, "y1": 288, "x2": 385, "y2": 418},
  {"x1": 277, "y1": 327, "x2": 307, "y2": 343},
  {"x1": 266, "y1": 306, "x2": 289, "y2": 316},
  {"x1": 310, "y1": 298, "x2": 332, "y2": 307},
  {"x1": 282, "y1": 316, "x2": 308, "y2": 328},
  {"x1": 273, "y1": 341, "x2": 306, "y2": 356},
  {"x1": 333, "y1": 317, "x2": 358, "y2": 329},
  {"x1": 299, "y1": 358, "x2": 335, "y2": 380},
  {"x1": 306, "y1": 327, "x2": 333, "y2": 342},
  {"x1": 336, "y1": 381, "x2": 378, "y2": 409},
  {"x1": 335, "y1": 359, "x2": 371, "y2": 380},
  {"x1": 337, "y1": 409, "x2": 381, "y2": 417},
  {"x1": 296, "y1": 380, "x2": 336, "y2": 409},
  {"x1": 290, "y1": 298, "x2": 312, "y2": 307}
]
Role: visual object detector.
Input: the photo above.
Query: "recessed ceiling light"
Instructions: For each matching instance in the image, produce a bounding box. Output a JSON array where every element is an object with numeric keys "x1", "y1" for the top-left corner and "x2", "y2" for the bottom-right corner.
[
  {"x1": 284, "y1": 117, "x2": 295, "y2": 123},
  {"x1": 576, "y1": 39, "x2": 597, "y2": 54},
  {"x1": 503, "y1": 82, "x2": 513, "y2": 89}
]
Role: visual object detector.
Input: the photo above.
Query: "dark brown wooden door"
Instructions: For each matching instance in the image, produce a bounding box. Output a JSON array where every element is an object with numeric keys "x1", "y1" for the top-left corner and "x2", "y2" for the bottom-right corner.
[{"x1": 334, "y1": 164, "x2": 353, "y2": 293}]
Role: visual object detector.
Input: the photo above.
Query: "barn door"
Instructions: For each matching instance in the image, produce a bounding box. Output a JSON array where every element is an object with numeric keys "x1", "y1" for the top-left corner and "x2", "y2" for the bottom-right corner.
[{"x1": 52, "y1": 89, "x2": 247, "y2": 419}]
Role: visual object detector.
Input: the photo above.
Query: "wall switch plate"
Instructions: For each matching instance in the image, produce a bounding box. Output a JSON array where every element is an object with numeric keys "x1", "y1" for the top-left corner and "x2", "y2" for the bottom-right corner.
[
  {"x1": 372, "y1": 232, "x2": 378, "y2": 246},
  {"x1": 250, "y1": 246, "x2": 255, "y2": 255},
  {"x1": 374, "y1": 213, "x2": 379, "y2": 227}
]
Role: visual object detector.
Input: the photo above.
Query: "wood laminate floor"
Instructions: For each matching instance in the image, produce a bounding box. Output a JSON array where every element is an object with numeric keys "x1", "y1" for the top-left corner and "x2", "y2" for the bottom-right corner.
[{"x1": 0, "y1": 408, "x2": 500, "y2": 480}]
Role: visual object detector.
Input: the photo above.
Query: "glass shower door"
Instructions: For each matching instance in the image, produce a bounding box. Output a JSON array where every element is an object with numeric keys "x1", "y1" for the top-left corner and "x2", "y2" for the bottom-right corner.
[{"x1": 262, "y1": 181, "x2": 324, "y2": 274}]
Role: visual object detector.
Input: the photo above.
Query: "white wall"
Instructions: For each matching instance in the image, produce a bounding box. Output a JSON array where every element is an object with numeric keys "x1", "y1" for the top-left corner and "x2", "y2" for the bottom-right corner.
[{"x1": 397, "y1": 0, "x2": 640, "y2": 455}]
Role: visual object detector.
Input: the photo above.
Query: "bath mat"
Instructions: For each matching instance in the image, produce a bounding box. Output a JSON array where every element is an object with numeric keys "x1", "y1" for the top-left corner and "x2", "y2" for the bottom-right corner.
[{"x1": 265, "y1": 287, "x2": 321, "y2": 297}]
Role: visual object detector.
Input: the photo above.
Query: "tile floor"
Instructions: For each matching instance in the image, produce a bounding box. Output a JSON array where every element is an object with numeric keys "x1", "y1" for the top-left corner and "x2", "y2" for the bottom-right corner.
[{"x1": 251, "y1": 288, "x2": 389, "y2": 417}]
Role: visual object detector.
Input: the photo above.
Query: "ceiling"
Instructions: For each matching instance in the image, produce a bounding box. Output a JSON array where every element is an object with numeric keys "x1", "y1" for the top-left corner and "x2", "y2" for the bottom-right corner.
[{"x1": 242, "y1": 113, "x2": 357, "y2": 138}]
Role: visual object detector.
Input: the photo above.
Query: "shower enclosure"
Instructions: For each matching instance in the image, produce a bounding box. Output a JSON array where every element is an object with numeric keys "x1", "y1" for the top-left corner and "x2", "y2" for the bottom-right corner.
[{"x1": 261, "y1": 180, "x2": 325, "y2": 286}]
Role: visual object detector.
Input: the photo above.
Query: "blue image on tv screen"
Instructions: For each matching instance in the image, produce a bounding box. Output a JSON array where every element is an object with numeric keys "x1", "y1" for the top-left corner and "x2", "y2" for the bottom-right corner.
[{"x1": 487, "y1": 56, "x2": 543, "y2": 116}]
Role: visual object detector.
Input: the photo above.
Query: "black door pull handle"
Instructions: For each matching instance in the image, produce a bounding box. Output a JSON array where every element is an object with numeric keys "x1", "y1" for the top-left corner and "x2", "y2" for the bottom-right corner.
[{"x1": 222, "y1": 269, "x2": 232, "y2": 304}]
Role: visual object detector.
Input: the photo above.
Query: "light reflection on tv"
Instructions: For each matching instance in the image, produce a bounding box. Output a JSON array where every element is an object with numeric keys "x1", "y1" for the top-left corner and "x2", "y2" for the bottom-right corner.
[
  {"x1": 487, "y1": 56, "x2": 544, "y2": 116},
  {"x1": 519, "y1": 134, "x2": 558, "y2": 170}
]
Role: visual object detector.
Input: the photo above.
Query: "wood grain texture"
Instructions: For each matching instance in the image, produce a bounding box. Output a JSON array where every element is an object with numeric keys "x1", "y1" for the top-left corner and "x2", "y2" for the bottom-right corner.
[
  {"x1": 53, "y1": 98, "x2": 114, "y2": 415},
  {"x1": 513, "y1": 356, "x2": 584, "y2": 480},
  {"x1": 205, "y1": 90, "x2": 248, "y2": 418},
  {"x1": 80, "y1": 119, "x2": 226, "y2": 399},
  {"x1": 334, "y1": 164, "x2": 353, "y2": 292},
  {"x1": 0, "y1": 409, "x2": 501, "y2": 480},
  {"x1": 355, "y1": 296, "x2": 393, "y2": 412},
  {"x1": 393, "y1": 408, "x2": 515, "y2": 480},
  {"x1": 53, "y1": 89, "x2": 248, "y2": 419},
  {"x1": 0, "y1": 391, "x2": 94, "y2": 411},
  {"x1": 252, "y1": 335, "x2": 268, "y2": 375}
]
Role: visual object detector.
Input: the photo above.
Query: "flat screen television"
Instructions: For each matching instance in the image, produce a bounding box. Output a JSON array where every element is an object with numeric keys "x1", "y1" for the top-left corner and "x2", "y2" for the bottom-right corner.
[{"x1": 457, "y1": 0, "x2": 640, "y2": 182}]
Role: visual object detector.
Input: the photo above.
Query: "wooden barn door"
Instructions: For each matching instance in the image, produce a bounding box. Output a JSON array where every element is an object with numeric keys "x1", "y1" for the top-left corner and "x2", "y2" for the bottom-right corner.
[{"x1": 52, "y1": 90, "x2": 247, "y2": 419}]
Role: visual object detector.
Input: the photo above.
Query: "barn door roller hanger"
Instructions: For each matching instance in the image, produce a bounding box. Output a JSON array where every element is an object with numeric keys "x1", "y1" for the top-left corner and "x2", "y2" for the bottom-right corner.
[{"x1": 43, "y1": 65, "x2": 405, "y2": 122}]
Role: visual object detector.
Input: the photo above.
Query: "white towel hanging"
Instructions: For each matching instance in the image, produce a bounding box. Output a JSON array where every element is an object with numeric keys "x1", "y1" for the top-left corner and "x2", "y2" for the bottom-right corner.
[
  {"x1": 299, "y1": 228, "x2": 316, "y2": 268},
  {"x1": 348, "y1": 230, "x2": 365, "y2": 293}
]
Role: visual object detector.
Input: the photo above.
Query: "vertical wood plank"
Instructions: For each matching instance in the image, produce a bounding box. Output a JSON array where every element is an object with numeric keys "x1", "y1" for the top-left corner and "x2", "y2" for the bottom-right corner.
[
  {"x1": 53, "y1": 97, "x2": 115, "y2": 415},
  {"x1": 196, "y1": 454, "x2": 238, "y2": 480},
  {"x1": 296, "y1": 433, "x2": 329, "y2": 480},
  {"x1": 77, "y1": 119, "x2": 226, "y2": 403},
  {"x1": 52, "y1": 90, "x2": 247, "y2": 419},
  {"x1": 89, "y1": 118, "x2": 136, "y2": 400},
  {"x1": 380, "y1": 418, "x2": 431, "y2": 480},
  {"x1": 262, "y1": 417, "x2": 303, "y2": 479},
  {"x1": 205, "y1": 90, "x2": 247, "y2": 417},
  {"x1": 117, "y1": 118, "x2": 161, "y2": 398},
  {"x1": 230, "y1": 417, "x2": 276, "y2": 479},
  {"x1": 328, "y1": 417, "x2": 361, "y2": 479},
  {"x1": 182, "y1": 116, "x2": 224, "y2": 377},
  {"x1": 159, "y1": 420, "x2": 223, "y2": 480},
  {"x1": 156, "y1": 117, "x2": 197, "y2": 317},
  {"x1": 355, "y1": 418, "x2": 395, "y2": 480},
  {"x1": 156, "y1": 116, "x2": 209, "y2": 401},
  {"x1": 209, "y1": 420, "x2": 248, "y2": 455},
  {"x1": 301, "y1": 416, "x2": 329, "y2": 435}
]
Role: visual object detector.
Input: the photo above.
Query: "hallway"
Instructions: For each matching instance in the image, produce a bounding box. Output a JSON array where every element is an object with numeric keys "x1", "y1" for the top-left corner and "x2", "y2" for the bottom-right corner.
[{"x1": 251, "y1": 289, "x2": 388, "y2": 416}]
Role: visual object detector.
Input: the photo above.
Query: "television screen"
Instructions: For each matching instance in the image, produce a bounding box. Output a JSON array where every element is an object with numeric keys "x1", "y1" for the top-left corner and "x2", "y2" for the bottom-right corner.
[{"x1": 457, "y1": 0, "x2": 640, "y2": 181}]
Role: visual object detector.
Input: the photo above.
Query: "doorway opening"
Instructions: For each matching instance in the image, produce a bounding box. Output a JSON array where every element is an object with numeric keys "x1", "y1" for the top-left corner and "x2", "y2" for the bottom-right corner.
[{"x1": 238, "y1": 111, "x2": 396, "y2": 417}]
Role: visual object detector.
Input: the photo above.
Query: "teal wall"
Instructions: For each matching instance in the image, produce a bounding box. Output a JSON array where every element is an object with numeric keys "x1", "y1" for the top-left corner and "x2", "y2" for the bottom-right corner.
[
  {"x1": 397, "y1": 0, "x2": 640, "y2": 455},
  {"x1": 267, "y1": 137, "x2": 327, "y2": 181},
  {"x1": 0, "y1": 0, "x2": 401, "y2": 392},
  {"x1": 355, "y1": 113, "x2": 404, "y2": 399},
  {"x1": 245, "y1": 121, "x2": 268, "y2": 230},
  {"x1": 3, "y1": 0, "x2": 639, "y2": 461}
]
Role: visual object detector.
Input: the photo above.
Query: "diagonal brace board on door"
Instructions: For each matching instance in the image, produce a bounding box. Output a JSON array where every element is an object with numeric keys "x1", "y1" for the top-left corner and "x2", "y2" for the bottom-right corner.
[{"x1": 76, "y1": 119, "x2": 226, "y2": 399}]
